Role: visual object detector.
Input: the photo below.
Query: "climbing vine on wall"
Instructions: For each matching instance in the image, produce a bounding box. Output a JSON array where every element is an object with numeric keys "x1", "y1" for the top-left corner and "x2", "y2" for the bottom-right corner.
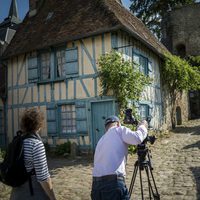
[
  {"x1": 162, "y1": 53, "x2": 200, "y2": 128},
  {"x1": 188, "y1": 56, "x2": 200, "y2": 73},
  {"x1": 98, "y1": 51, "x2": 152, "y2": 111}
]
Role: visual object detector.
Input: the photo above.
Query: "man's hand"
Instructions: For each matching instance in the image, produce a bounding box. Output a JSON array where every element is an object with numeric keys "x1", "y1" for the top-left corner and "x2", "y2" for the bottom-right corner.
[{"x1": 138, "y1": 120, "x2": 148, "y2": 129}]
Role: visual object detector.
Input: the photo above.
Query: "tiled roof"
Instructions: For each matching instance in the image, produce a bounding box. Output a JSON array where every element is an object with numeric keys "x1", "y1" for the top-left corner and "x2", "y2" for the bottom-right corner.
[{"x1": 3, "y1": 0, "x2": 167, "y2": 58}]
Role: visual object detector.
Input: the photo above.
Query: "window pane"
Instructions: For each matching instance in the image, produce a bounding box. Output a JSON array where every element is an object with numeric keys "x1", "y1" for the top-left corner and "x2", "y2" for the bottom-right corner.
[
  {"x1": 133, "y1": 54, "x2": 140, "y2": 65},
  {"x1": 56, "y1": 49, "x2": 66, "y2": 78},
  {"x1": 28, "y1": 57, "x2": 37, "y2": 69},
  {"x1": 139, "y1": 56, "x2": 148, "y2": 75},
  {"x1": 139, "y1": 105, "x2": 148, "y2": 120},
  {"x1": 60, "y1": 105, "x2": 76, "y2": 134},
  {"x1": 41, "y1": 52, "x2": 51, "y2": 80}
]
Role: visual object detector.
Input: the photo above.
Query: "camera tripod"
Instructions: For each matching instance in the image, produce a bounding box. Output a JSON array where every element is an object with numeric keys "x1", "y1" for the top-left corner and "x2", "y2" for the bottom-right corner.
[{"x1": 129, "y1": 144, "x2": 160, "y2": 200}]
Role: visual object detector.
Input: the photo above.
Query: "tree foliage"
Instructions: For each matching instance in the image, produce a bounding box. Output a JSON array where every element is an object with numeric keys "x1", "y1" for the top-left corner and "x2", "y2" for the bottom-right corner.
[
  {"x1": 130, "y1": 0, "x2": 196, "y2": 39},
  {"x1": 98, "y1": 51, "x2": 152, "y2": 110},
  {"x1": 188, "y1": 56, "x2": 200, "y2": 72}
]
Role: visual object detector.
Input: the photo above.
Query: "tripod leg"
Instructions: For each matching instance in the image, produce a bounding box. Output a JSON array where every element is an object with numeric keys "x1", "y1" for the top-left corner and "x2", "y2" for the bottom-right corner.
[
  {"x1": 139, "y1": 167, "x2": 144, "y2": 200},
  {"x1": 144, "y1": 166, "x2": 153, "y2": 199},
  {"x1": 129, "y1": 162, "x2": 139, "y2": 198},
  {"x1": 148, "y1": 167, "x2": 160, "y2": 200}
]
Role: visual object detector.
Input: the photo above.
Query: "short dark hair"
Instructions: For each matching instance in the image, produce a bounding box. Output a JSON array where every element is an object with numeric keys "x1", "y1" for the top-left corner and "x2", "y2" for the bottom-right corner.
[{"x1": 20, "y1": 108, "x2": 44, "y2": 133}]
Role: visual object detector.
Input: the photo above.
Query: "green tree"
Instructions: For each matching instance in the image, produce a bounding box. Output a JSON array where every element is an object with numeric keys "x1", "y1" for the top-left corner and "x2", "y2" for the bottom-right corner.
[
  {"x1": 163, "y1": 53, "x2": 200, "y2": 128},
  {"x1": 98, "y1": 51, "x2": 152, "y2": 111},
  {"x1": 130, "y1": 0, "x2": 196, "y2": 39}
]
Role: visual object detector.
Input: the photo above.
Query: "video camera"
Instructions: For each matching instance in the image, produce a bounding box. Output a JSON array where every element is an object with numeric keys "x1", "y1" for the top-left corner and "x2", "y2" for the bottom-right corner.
[{"x1": 123, "y1": 108, "x2": 156, "y2": 145}]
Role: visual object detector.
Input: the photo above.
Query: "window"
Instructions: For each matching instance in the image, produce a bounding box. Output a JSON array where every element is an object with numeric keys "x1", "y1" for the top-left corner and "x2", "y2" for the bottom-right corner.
[
  {"x1": 46, "y1": 101, "x2": 88, "y2": 137},
  {"x1": 28, "y1": 54, "x2": 38, "y2": 83},
  {"x1": 133, "y1": 52, "x2": 149, "y2": 75},
  {"x1": 28, "y1": 47, "x2": 79, "y2": 83},
  {"x1": 56, "y1": 47, "x2": 79, "y2": 78},
  {"x1": 60, "y1": 104, "x2": 76, "y2": 134},
  {"x1": 56, "y1": 48, "x2": 66, "y2": 78},
  {"x1": 139, "y1": 104, "x2": 149, "y2": 120},
  {"x1": 176, "y1": 44, "x2": 186, "y2": 58},
  {"x1": 40, "y1": 52, "x2": 51, "y2": 80}
]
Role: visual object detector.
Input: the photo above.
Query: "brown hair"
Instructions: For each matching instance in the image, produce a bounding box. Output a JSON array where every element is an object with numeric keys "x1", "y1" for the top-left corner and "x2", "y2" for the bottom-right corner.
[{"x1": 20, "y1": 107, "x2": 44, "y2": 133}]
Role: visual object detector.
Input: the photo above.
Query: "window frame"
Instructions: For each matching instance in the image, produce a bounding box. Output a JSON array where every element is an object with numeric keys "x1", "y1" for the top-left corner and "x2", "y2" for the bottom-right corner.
[
  {"x1": 58, "y1": 104, "x2": 77, "y2": 136},
  {"x1": 139, "y1": 104, "x2": 150, "y2": 120},
  {"x1": 39, "y1": 50, "x2": 51, "y2": 81},
  {"x1": 54, "y1": 46, "x2": 66, "y2": 80},
  {"x1": 132, "y1": 51, "x2": 149, "y2": 75},
  {"x1": 28, "y1": 46, "x2": 79, "y2": 84}
]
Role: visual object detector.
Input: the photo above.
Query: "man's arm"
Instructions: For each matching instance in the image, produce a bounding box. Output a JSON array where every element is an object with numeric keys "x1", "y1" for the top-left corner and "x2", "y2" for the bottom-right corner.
[{"x1": 121, "y1": 121, "x2": 148, "y2": 145}]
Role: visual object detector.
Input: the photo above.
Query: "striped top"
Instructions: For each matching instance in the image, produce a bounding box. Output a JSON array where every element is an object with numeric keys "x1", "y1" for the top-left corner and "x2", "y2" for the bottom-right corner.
[{"x1": 23, "y1": 136, "x2": 50, "y2": 182}]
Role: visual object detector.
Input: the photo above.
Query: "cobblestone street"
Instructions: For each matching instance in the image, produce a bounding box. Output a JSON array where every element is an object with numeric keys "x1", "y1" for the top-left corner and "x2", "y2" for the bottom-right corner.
[
  {"x1": 0, "y1": 119, "x2": 200, "y2": 200},
  {"x1": 49, "y1": 119, "x2": 200, "y2": 200}
]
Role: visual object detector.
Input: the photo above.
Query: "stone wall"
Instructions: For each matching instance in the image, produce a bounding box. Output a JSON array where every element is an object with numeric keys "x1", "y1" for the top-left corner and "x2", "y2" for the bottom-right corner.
[{"x1": 161, "y1": 83, "x2": 189, "y2": 130}]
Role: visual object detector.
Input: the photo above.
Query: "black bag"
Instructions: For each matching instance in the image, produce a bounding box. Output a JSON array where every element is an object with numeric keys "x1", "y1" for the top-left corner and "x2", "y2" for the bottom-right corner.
[{"x1": 0, "y1": 131, "x2": 40, "y2": 188}]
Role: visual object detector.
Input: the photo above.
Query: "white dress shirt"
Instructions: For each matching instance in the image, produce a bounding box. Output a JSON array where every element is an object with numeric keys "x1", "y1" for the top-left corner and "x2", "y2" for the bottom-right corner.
[{"x1": 92, "y1": 125, "x2": 147, "y2": 177}]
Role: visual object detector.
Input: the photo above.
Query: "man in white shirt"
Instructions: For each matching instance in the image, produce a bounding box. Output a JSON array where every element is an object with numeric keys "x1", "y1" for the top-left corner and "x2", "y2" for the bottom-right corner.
[{"x1": 91, "y1": 115, "x2": 148, "y2": 200}]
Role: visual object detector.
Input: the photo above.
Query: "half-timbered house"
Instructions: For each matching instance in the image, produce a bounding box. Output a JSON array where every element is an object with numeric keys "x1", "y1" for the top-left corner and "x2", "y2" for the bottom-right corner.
[{"x1": 2, "y1": 0, "x2": 168, "y2": 151}]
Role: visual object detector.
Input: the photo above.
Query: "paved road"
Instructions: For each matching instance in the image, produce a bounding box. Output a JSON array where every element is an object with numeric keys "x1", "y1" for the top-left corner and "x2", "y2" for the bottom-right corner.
[
  {"x1": 0, "y1": 119, "x2": 200, "y2": 199},
  {"x1": 49, "y1": 119, "x2": 200, "y2": 200}
]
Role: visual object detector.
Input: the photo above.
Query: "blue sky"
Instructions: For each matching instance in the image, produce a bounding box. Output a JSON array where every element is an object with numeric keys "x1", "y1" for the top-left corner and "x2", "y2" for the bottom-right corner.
[{"x1": 0, "y1": 0, "x2": 132, "y2": 23}]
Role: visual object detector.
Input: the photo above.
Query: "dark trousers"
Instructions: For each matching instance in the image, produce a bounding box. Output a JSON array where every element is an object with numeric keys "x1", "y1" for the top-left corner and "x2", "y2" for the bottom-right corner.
[{"x1": 91, "y1": 175, "x2": 130, "y2": 200}]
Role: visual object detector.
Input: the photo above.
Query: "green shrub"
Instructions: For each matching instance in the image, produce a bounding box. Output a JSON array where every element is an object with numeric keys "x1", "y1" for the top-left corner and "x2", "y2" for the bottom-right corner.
[
  {"x1": 128, "y1": 145, "x2": 137, "y2": 155},
  {"x1": 54, "y1": 141, "x2": 71, "y2": 156}
]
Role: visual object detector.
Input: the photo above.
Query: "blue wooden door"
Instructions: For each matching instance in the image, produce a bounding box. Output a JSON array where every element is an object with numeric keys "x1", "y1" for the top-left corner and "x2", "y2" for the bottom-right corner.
[{"x1": 91, "y1": 100, "x2": 115, "y2": 149}]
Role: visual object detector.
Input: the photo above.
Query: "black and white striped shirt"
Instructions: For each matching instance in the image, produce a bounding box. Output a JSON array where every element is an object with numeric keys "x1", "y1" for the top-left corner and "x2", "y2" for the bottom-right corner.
[{"x1": 23, "y1": 137, "x2": 50, "y2": 182}]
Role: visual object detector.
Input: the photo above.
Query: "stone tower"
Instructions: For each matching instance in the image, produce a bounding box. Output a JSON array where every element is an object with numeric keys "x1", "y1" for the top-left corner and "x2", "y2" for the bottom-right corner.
[
  {"x1": 162, "y1": 3, "x2": 200, "y2": 57},
  {"x1": 162, "y1": 3, "x2": 200, "y2": 119}
]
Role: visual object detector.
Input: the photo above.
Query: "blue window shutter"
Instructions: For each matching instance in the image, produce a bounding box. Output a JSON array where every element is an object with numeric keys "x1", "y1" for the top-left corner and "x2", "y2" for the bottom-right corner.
[
  {"x1": 28, "y1": 56, "x2": 38, "y2": 83},
  {"x1": 75, "y1": 102, "x2": 87, "y2": 134},
  {"x1": 66, "y1": 62, "x2": 78, "y2": 74},
  {"x1": 65, "y1": 47, "x2": 78, "y2": 75},
  {"x1": 111, "y1": 33, "x2": 118, "y2": 49},
  {"x1": 47, "y1": 103, "x2": 58, "y2": 136},
  {"x1": 66, "y1": 48, "x2": 78, "y2": 61}
]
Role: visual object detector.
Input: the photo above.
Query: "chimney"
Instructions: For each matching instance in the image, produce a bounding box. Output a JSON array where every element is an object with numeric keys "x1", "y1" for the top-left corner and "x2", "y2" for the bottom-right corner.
[{"x1": 29, "y1": 0, "x2": 44, "y2": 17}]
